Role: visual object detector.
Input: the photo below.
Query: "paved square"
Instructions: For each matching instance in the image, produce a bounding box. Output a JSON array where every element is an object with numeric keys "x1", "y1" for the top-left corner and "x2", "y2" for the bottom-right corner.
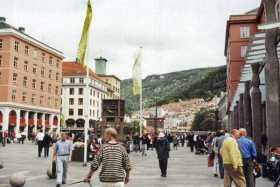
[{"x1": 0, "y1": 143, "x2": 272, "y2": 187}]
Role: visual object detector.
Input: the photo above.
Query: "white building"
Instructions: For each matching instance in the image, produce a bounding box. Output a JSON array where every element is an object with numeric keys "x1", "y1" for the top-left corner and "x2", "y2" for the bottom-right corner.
[{"x1": 62, "y1": 62, "x2": 107, "y2": 129}]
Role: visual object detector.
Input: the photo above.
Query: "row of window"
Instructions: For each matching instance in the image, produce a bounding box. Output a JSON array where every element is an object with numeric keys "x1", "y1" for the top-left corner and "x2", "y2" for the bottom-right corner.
[
  {"x1": 68, "y1": 98, "x2": 101, "y2": 107},
  {"x1": 11, "y1": 89, "x2": 59, "y2": 107},
  {"x1": 67, "y1": 77, "x2": 106, "y2": 92},
  {"x1": 11, "y1": 73, "x2": 59, "y2": 94},
  {"x1": 0, "y1": 39, "x2": 60, "y2": 67},
  {"x1": 68, "y1": 87, "x2": 105, "y2": 99},
  {"x1": 68, "y1": 108, "x2": 99, "y2": 117}
]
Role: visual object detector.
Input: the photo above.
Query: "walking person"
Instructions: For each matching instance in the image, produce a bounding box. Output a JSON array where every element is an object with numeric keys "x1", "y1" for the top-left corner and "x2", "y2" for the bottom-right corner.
[
  {"x1": 155, "y1": 132, "x2": 170, "y2": 177},
  {"x1": 84, "y1": 128, "x2": 131, "y2": 187},
  {"x1": 36, "y1": 130, "x2": 44, "y2": 157},
  {"x1": 43, "y1": 132, "x2": 52, "y2": 158},
  {"x1": 220, "y1": 129, "x2": 246, "y2": 187},
  {"x1": 173, "y1": 135, "x2": 178, "y2": 150},
  {"x1": 215, "y1": 130, "x2": 227, "y2": 179},
  {"x1": 238, "y1": 128, "x2": 257, "y2": 187},
  {"x1": 53, "y1": 133, "x2": 73, "y2": 187}
]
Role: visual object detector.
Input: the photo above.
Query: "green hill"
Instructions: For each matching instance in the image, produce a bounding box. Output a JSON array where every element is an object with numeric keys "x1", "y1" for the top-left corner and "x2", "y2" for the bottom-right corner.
[{"x1": 121, "y1": 65, "x2": 226, "y2": 112}]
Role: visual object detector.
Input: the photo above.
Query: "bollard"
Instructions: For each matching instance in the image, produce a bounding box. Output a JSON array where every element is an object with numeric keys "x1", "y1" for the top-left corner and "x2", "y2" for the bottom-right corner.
[{"x1": 9, "y1": 173, "x2": 26, "y2": 187}]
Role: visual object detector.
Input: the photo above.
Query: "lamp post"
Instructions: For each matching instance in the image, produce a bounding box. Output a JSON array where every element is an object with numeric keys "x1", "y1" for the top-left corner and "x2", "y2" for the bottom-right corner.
[{"x1": 154, "y1": 97, "x2": 158, "y2": 135}]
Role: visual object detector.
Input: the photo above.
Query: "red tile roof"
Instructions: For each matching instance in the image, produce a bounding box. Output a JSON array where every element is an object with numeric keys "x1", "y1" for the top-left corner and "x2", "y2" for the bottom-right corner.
[{"x1": 62, "y1": 61, "x2": 103, "y2": 81}]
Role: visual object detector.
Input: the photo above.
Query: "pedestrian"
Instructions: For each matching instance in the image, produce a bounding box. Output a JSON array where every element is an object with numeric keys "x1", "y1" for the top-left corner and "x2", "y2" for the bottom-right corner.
[
  {"x1": 53, "y1": 133, "x2": 73, "y2": 187},
  {"x1": 220, "y1": 129, "x2": 246, "y2": 187},
  {"x1": 215, "y1": 130, "x2": 227, "y2": 179},
  {"x1": 133, "y1": 133, "x2": 140, "y2": 152},
  {"x1": 173, "y1": 135, "x2": 178, "y2": 150},
  {"x1": 140, "y1": 134, "x2": 148, "y2": 156},
  {"x1": 43, "y1": 132, "x2": 52, "y2": 158},
  {"x1": 238, "y1": 128, "x2": 257, "y2": 187},
  {"x1": 36, "y1": 130, "x2": 44, "y2": 157},
  {"x1": 193, "y1": 134, "x2": 198, "y2": 151},
  {"x1": 84, "y1": 128, "x2": 131, "y2": 187},
  {"x1": 155, "y1": 132, "x2": 170, "y2": 177},
  {"x1": 188, "y1": 133, "x2": 195, "y2": 152}
]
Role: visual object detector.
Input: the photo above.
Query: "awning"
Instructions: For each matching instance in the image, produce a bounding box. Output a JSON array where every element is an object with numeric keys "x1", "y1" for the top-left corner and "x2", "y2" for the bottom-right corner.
[{"x1": 230, "y1": 32, "x2": 269, "y2": 111}]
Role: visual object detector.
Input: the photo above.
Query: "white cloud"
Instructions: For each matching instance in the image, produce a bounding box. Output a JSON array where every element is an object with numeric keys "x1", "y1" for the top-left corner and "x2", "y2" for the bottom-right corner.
[{"x1": 1, "y1": 0, "x2": 261, "y2": 79}]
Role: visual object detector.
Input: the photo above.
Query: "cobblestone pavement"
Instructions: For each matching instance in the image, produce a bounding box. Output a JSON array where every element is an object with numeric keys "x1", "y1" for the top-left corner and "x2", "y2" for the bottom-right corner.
[{"x1": 0, "y1": 143, "x2": 273, "y2": 187}]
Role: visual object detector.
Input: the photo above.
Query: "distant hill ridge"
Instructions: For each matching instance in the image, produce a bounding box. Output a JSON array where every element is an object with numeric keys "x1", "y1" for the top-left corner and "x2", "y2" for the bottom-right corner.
[{"x1": 121, "y1": 65, "x2": 226, "y2": 112}]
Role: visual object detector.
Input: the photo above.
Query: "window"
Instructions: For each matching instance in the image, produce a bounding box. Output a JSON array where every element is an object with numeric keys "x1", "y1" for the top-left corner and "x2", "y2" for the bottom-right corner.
[
  {"x1": 0, "y1": 39, "x2": 2, "y2": 49},
  {"x1": 78, "y1": 98, "x2": 83, "y2": 105},
  {"x1": 90, "y1": 89, "x2": 92, "y2": 96},
  {"x1": 69, "y1": 98, "x2": 74, "y2": 105},
  {"x1": 56, "y1": 73, "x2": 59, "y2": 81},
  {"x1": 11, "y1": 89, "x2": 16, "y2": 101},
  {"x1": 0, "y1": 55, "x2": 2, "y2": 66},
  {"x1": 12, "y1": 73, "x2": 17, "y2": 81},
  {"x1": 49, "y1": 56, "x2": 53, "y2": 65},
  {"x1": 24, "y1": 46, "x2": 29, "y2": 55},
  {"x1": 40, "y1": 96, "x2": 44, "y2": 104},
  {"x1": 42, "y1": 53, "x2": 45, "y2": 63},
  {"x1": 14, "y1": 41, "x2": 19, "y2": 52},
  {"x1": 13, "y1": 57, "x2": 18, "y2": 68},
  {"x1": 55, "y1": 99, "x2": 58, "y2": 108},
  {"x1": 241, "y1": 46, "x2": 248, "y2": 58},
  {"x1": 78, "y1": 88, "x2": 83, "y2": 95},
  {"x1": 22, "y1": 92, "x2": 27, "y2": 102},
  {"x1": 24, "y1": 61, "x2": 28, "y2": 72},
  {"x1": 78, "y1": 109, "x2": 83, "y2": 116},
  {"x1": 41, "y1": 67, "x2": 45, "y2": 77},
  {"x1": 48, "y1": 70, "x2": 52, "y2": 79},
  {"x1": 40, "y1": 81, "x2": 44, "y2": 91},
  {"x1": 70, "y1": 77, "x2": 75, "y2": 84},
  {"x1": 48, "y1": 84, "x2": 51, "y2": 93},
  {"x1": 240, "y1": 27, "x2": 250, "y2": 39},
  {"x1": 32, "y1": 79, "x2": 36, "y2": 89},
  {"x1": 47, "y1": 97, "x2": 51, "y2": 106},
  {"x1": 31, "y1": 94, "x2": 35, "y2": 103},
  {"x1": 33, "y1": 50, "x2": 38, "y2": 59},
  {"x1": 56, "y1": 59, "x2": 59, "y2": 68},
  {"x1": 69, "y1": 88, "x2": 74, "y2": 95},
  {"x1": 23, "y1": 76, "x2": 27, "y2": 87},
  {"x1": 69, "y1": 109, "x2": 74, "y2": 116},
  {"x1": 79, "y1": 78, "x2": 84, "y2": 84},
  {"x1": 55, "y1": 86, "x2": 59, "y2": 95},
  {"x1": 32, "y1": 65, "x2": 37, "y2": 74}
]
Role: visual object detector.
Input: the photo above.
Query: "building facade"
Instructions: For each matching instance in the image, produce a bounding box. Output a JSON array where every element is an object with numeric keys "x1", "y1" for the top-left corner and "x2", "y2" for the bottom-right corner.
[
  {"x1": 224, "y1": 11, "x2": 258, "y2": 109},
  {"x1": 62, "y1": 62, "x2": 107, "y2": 129},
  {"x1": 0, "y1": 17, "x2": 63, "y2": 136},
  {"x1": 98, "y1": 75, "x2": 121, "y2": 99}
]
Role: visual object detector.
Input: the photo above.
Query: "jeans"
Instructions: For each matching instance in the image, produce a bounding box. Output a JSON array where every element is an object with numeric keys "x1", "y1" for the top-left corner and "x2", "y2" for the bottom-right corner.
[
  {"x1": 101, "y1": 182, "x2": 124, "y2": 187},
  {"x1": 56, "y1": 156, "x2": 69, "y2": 184},
  {"x1": 243, "y1": 159, "x2": 255, "y2": 187},
  {"x1": 159, "y1": 159, "x2": 168, "y2": 176},
  {"x1": 218, "y1": 154, "x2": 224, "y2": 178}
]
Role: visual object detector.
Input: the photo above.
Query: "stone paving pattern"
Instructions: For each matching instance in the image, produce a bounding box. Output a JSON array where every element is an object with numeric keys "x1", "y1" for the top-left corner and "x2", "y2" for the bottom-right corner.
[{"x1": 0, "y1": 143, "x2": 272, "y2": 187}]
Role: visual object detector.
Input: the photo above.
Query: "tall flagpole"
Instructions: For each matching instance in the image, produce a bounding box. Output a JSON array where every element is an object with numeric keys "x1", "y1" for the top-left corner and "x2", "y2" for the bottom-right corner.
[
  {"x1": 139, "y1": 47, "x2": 143, "y2": 137},
  {"x1": 83, "y1": 0, "x2": 92, "y2": 166}
]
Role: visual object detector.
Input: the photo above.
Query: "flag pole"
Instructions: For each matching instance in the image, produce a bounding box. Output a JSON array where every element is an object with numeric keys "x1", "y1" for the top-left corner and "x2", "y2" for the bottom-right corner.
[
  {"x1": 139, "y1": 47, "x2": 143, "y2": 137},
  {"x1": 83, "y1": 0, "x2": 92, "y2": 166}
]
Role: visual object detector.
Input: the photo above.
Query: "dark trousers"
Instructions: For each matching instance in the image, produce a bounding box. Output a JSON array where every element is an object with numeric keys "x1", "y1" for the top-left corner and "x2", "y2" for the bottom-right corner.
[
  {"x1": 190, "y1": 143, "x2": 194, "y2": 152},
  {"x1": 44, "y1": 146, "x2": 50, "y2": 157},
  {"x1": 159, "y1": 159, "x2": 168, "y2": 176},
  {"x1": 218, "y1": 154, "x2": 224, "y2": 179},
  {"x1": 243, "y1": 159, "x2": 255, "y2": 187},
  {"x1": 38, "y1": 141, "x2": 43, "y2": 157}
]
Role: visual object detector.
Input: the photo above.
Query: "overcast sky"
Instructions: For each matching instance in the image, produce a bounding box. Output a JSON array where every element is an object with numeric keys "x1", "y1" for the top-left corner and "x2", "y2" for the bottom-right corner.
[{"x1": 1, "y1": 0, "x2": 261, "y2": 79}]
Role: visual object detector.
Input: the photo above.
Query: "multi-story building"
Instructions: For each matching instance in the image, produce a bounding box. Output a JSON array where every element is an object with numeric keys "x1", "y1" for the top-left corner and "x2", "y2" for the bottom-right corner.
[
  {"x1": 62, "y1": 62, "x2": 107, "y2": 129},
  {"x1": 0, "y1": 17, "x2": 64, "y2": 135},
  {"x1": 98, "y1": 75, "x2": 121, "y2": 99},
  {"x1": 224, "y1": 10, "x2": 258, "y2": 109}
]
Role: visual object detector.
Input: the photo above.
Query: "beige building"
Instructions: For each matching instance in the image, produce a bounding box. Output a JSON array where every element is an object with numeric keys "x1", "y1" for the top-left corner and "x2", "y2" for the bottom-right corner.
[
  {"x1": 98, "y1": 75, "x2": 121, "y2": 99},
  {"x1": 0, "y1": 17, "x2": 64, "y2": 136}
]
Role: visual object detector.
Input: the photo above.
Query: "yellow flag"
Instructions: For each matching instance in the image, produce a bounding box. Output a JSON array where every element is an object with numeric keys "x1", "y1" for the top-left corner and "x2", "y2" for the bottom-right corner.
[
  {"x1": 132, "y1": 48, "x2": 142, "y2": 96},
  {"x1": 77, "y1": 0, "x2": 93, "y2": 65}
]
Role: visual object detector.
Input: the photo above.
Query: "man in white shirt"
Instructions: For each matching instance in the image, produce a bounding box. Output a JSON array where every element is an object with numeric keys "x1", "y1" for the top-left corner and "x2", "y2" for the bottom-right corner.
[{"x1": 36, "y1": 130, "x2": 44, "y2": 157}]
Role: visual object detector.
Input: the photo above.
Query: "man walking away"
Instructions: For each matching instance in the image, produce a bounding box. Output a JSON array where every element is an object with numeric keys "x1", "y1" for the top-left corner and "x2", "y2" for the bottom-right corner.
[
  {"x1": 216, "y1": 130, "x2": 226, "y2": 179},
  {"x1": 84, "y1": 128, "x2": 131, "y2": 187},
  {"x1": 155, "y1": 132, "x2": 170, "y2": 177},
  {"x1": 220, "y1": 129, "x2": 245, "y2": 187},
  {"x1": 53, "y1": 133, "x2": 72, "y2": 187},
  {"x1": 238, "y1": 128, "x2": 257, "y2": 187},
  {"x1": 43, "y1": 133, "x2": 52, "y2": 158},
  {"x1": 36, "y1": 130, "x2": 44, "y2": 157}
]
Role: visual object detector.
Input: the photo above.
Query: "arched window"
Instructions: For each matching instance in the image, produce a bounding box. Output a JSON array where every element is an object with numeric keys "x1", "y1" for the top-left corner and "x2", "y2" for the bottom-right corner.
[{"x1": 275, "y1": 0, "x2": 280, "y2": 21}]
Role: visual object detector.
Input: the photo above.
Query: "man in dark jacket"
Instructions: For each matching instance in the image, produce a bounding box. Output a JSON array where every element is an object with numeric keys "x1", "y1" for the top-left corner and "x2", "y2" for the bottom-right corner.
[
  {"x1": 43, "y1": 133, "x2": 52, "y2": 157},
  {"x1": 155, "y1": 132, "x2": 170, "y2": 177}
]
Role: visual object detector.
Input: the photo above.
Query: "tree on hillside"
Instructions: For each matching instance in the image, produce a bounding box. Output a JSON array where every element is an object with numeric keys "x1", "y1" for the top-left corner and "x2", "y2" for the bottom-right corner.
[{"x1": 191, "y1": 108, "x2": 221, "y2": 131}]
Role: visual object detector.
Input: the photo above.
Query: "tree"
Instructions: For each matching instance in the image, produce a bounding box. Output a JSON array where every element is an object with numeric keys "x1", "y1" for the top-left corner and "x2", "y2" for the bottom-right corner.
[{"x1": 191, "y1": 109, "x2": 220, "y2": 131}]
